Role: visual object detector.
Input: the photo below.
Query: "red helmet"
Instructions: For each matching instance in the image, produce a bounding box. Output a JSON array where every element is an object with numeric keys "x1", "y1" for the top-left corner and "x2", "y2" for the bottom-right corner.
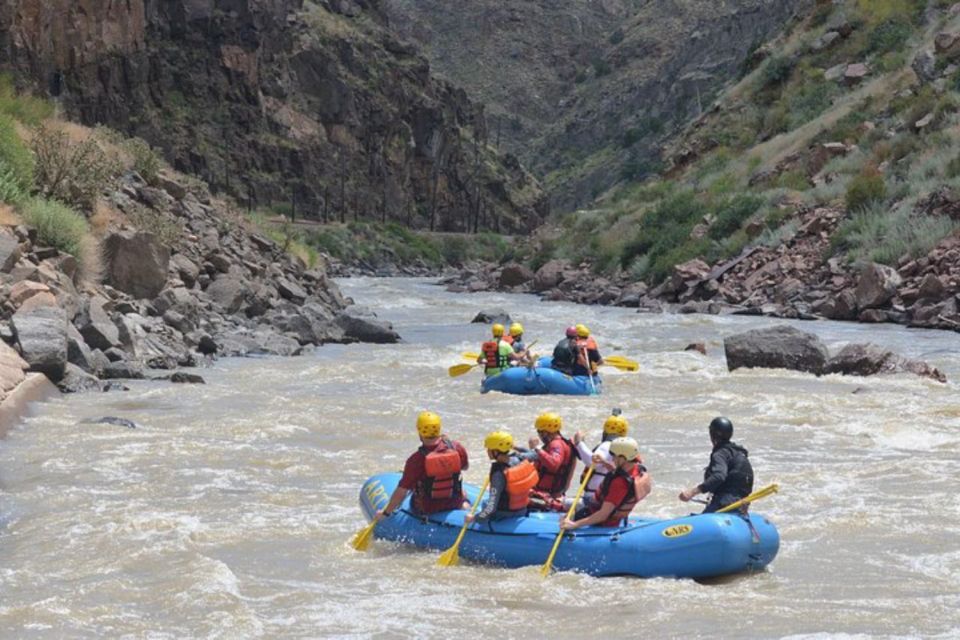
[{"x1": 565, "y1": 326, "x2": 577, "y2": 338}]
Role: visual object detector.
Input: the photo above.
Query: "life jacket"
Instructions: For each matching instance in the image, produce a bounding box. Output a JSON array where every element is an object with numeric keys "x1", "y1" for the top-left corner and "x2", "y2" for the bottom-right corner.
[
  {"x1": 482, "y1": 340, "x2": 506, "y2": 370},
  {"x1": 575, "y1": 336, "x2": 599, "y2": 370},
  {"x1": 502, "y1": 335, "x2": 514, "y2": 345},
  {"x1": 596, "y1": 463, "x2": 648, "y2": 527},
  {"x1": 501, "y1": 459, "x2": 538, "y2": 511},
  {"x1": 534, "y1": 435, "x2": 577, "y2": 497},
  {"x1": 417, "y1": 438, "x2": 463, "y2": 501}
]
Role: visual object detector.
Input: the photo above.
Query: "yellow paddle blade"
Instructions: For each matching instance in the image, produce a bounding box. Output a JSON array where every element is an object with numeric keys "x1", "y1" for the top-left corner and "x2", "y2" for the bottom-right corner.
[
  {"x1": 606, "y1": 355, "x2": 639, "y2": 368},
  {"x1": 602, "y1": 360, "x2": 638, "y2": 372},
  {"x1": 462, "y1": 352, "x2": 479, "y2": 361},
  {"x1": 350, "y1": 521, "x2": 376, "y2": 551},
  {"x1": 717, "y1": 483, "x2": 779, "y2": 513},
  {"x1": 449, "y1": 363, "x2": 479, "y2": 378},
  {"x1": 436, "y1": 545, "x2": 461, "y2": 567},
  {"x1": 437, "y1": 477, "x2": 490, "y2": 567},
  {"x1": 541, "y1": 466, "x2": 595, "y2": 578}
]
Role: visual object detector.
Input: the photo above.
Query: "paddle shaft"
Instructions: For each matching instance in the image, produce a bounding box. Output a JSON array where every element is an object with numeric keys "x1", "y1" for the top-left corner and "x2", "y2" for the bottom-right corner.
[
  {"x1": 716, "y1": 483, "x2": 779, "y2": 513},
  {"x1": 541, "y1": 465, "x2": 595, "y2": 577},
  {"x1": 443, "y1": 477, "x2": 490, "y2": 555}
]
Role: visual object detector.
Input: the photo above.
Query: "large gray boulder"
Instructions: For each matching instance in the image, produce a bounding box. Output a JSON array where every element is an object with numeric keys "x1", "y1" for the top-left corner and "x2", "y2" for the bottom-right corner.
[
  {"x1": 153, "y1": 287, "x2": 199, "y2": 317},
  {"x1": 77, "y1": 295, "x2": 121, "y2": 351},
  {"x1": 58, "y1": 363, "x2": 107, "y2": 393},
  {"x1": 205, "y1": 277, "x2": 248, "y2": 314},
  {"x1": 335, "y1": 311, "x2": 401, "y2": 344},
  {"x1": 499, "y1": 263, "x2": 534, "y2": 288},
  {"x1": 855, "y1": 262, "x2": 902, "y2": 309},
  {"x1": 532, "y1": 259, "x2": 570, "y2": 292},
  {"x1": 11, "y1": 305, "x2": 69, "y2": 381},
  {"x1": 724, "y1": 325, "x2": 829, "y2": 375},
  {"x1": 103, "y1": 231, "x2": 171, "y2": 300},
  {"x1": 471, "y1": 308, "x2": 511, "y2": 325}
]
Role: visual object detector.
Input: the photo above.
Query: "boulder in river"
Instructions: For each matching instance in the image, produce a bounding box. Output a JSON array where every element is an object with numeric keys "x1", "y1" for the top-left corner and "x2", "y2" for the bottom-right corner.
[
  {"x1": 824, "y1": 343, "x2": 946, "y2": 382},
  {"x1": 335, "y1": 312, "x2": 401, "y2": 344},
  {"x1": 471, "y1": 309, "x2": 511, "y2": 325},
  {"x1": 724, "y1": 325, "x2": 829, "y2": 375}
]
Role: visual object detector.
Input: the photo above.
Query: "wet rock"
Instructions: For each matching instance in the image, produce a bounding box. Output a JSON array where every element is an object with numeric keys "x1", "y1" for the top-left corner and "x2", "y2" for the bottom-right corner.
[
  {"x1": 724, "y1": 325, "x2": 829, "y2": 375},
  {"x1": 825, "y1": 343, "x2": 946, "y2": 382},
  {"x1": 858, "y1": 308, "x2": 889, "y2": 323},
  {"x1": 855, "y1": 262, "x2": 901, "y2": 309},
  {"x1": 58, "y1": 363, "x2": 107, "y2": 393},
  {"x1": 103, "y1": 230, "x2": 171, "y2": 300},
  {"x1": 11, "y1": 305, "x2": 68, "y2": 382},
  {"x1": 499, "y1": 263, "x2": 534, "y2": 288},
  {"x1": 335, "y1": 312, "x2": 401, "y2": 344},
  {"x1": 471, "y1": 309, "x2": 511, "y2": 325},
  {"x1": 80, "y1": 416, "x2": 138, "y2": 429},
  {"x1": 684, "y1": 342, "x2": 707, "y2": 355},
  {"x1": 216, "y1": 328, "x2": 303, "y2": 357},
  {"x1": 170, "y1": 371, "x2": 205, "y2": 384},
  {"x1": 101, "y1": 360, "x2": 145, "y2": 380}
]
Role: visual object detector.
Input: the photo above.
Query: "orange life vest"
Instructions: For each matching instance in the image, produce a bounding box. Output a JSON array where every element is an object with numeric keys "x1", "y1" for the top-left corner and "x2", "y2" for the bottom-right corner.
[
  {"x1": 502, "y1": 335, "x2": 514, "y2": 345},
  {"x1": 534, "y1": 435, "x2": 577, "y2": 497},
  {"x1": 596, "y1": 463, "x2": 648, "y2": 527},
  {"x1": 418, "y1": 439, "x2": 463, "y2": 501},
  {"x1": 502, "y1": 460, "x2": 539, "y2": 510},
  {"x1": 481, "y1": 340, "x2": 507, "y2": 369},
  {"x1": 575, "y1": 336, "x2": 599, "y2": 370}
]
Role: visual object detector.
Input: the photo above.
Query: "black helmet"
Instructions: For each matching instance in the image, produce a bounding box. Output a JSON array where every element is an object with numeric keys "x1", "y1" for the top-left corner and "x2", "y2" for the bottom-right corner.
[{"x1": 709, "y1": 416, "x2": 733, "y2": 441}]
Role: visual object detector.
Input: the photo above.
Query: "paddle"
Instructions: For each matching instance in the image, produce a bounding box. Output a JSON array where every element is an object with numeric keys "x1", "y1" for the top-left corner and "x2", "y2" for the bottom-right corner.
[
  {"x1": 601, "y1": 360, "x2": 638, "y2": 372},
  {"x1": 462, "y1": 352, "x2": 479, "y2": 361},
  {"x1": 437, "y1": 477, "x2": 491, "y2": 567},
  {"x1": 350, "y1": 520, "x2": 377, "y2": 551},
  {"x1": 605, "y1": 355, "x2": 639, "y2": 370},
  {"x1": 716, "y1": 483, "x2": 779, "y2": 513},
  {"x1": 540, "y1": 465, "x2": 594, "y2": 577},
  {"x1": 449, "y1": 362, "x2": 482, "y2": 378},
  {"x1": 581, "y1": 346, "x2": 599, "y2": 395}
]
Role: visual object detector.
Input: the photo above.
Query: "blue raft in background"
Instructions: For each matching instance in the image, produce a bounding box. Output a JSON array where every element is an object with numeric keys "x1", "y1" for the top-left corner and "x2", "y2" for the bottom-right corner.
[
  {"x1": 359, "y1": 473, "x2": 780, "y2": 579},
  {"x1": 480, "y1": 355, "x2": 601, "y2": 396}
]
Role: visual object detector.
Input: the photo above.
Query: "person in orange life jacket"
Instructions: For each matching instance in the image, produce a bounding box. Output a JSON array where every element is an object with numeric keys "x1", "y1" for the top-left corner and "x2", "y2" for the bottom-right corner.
[
  {"x1": 570, "y1": 324, "x2": 603, "y2": 377},
  {"x1": 550, "y1": 326, "x2": 578, "y2": 375},
  {"x1": 571, "y1": 411, "x2": 630, "y2": 498},
  {"x1": 514, "y1": 412, "x2": 578, "y2": 511},
  {"x1": 476, "y1": 323, "x2": 520, "y2": 376},
  {"x1": 679, "y1": 417, "x2": 754, "y2": 513},
  {"x1": 464, "y1": 431, "x2": 540, "y2": 525},
  {"x1": 374, "y1": 411, "x2": 470, "y2": 522},
  {"x1": 560, "y1": 437, "x2": 651, "y2": 530}
]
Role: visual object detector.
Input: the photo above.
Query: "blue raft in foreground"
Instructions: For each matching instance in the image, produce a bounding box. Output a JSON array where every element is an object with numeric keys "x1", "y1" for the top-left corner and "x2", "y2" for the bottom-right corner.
[
  {"x1": 480, "y1": 356, "x2": 601, "y2": 396},
  {"x1": 359, "y1": 473, "x2": 780, "y2": 579}
]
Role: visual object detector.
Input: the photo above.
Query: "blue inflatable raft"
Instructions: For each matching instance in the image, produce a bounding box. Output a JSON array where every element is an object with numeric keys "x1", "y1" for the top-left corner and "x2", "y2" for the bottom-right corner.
[
  {"x1": 359, "y1": 473, "x2": 780, "y2": 578},
  {"x1": 480, "y1": 356, "x2": 601, "y2": 396}
]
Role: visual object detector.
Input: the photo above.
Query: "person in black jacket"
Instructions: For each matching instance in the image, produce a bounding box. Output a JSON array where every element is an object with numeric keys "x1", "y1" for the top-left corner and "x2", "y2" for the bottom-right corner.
[
  {"x1": 551, "y1": 326, "x2": 578, "y2": 375},
  {"x1": 679, "y1": 417, "x2": 754, "y2": 513}
]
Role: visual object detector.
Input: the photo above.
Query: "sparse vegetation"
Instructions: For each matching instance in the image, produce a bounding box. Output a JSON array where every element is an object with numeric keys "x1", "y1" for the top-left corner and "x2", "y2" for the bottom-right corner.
[
  {"x1": 845, "y1": 168, "x2": 887, "y2": 212},
  {"x1": 32, "y1": 124, "x2": 121, "y2": 210},
  {"x1": 20, "y1": 197, "x2": 89, "y2": 257}
]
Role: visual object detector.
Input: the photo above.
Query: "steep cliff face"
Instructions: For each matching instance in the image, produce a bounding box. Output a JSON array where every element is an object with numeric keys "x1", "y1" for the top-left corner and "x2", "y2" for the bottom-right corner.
[
  {"x1": 383, "y1": 0, "x2": 811, "y2": 211},
  {"x1": 1, "y1": 0, "x2": 547, "y2": 233}
]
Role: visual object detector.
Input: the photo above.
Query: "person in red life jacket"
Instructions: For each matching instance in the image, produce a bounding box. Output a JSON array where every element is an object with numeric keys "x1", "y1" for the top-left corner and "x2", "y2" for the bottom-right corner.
[
  {"x1": 560, "y1": 437, "x2": 652, "y2": 530},
  {"x1": 465, "y1": 431, "x2": 539, "y2": 524},
  {"x1": 476, "y1": 323, "x2": 520, "y2": 376},
  {"x1": 571, "y1": 323, "x2": 603, "y2": 377},
  {"x1": 374, "y1": 411, "x2": 470, "y2": 522},
  {"x1": 515, "y1": 412, "x2": 578, "y2": 511}
]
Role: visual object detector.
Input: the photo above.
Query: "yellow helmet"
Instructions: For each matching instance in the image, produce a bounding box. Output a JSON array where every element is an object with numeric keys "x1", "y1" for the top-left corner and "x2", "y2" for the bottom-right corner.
[
  {"x1": 509, "y1": 322, "x2": 524, "y2": 337},
  {"x1": 575, "y1": 323, "x2": 590, "y2": 338},
  {"x1": 416, "y1": 411, "x2": 442, "y2": 438},
  {"x1": 492, "y1": 323, "x2": 505, "y2": 338},
  {"x1": 535, "y1": 412, "x2": 562, "y2": 433},
  {"x1": 609, "y1": 437, "x2": 640, "y2": 460},
  {"x1": 484, "y1": 431, "x2": 513, "y2": 453},
  {"x1": 603, "y1": 414, "x2": 629, "y2": 437}
]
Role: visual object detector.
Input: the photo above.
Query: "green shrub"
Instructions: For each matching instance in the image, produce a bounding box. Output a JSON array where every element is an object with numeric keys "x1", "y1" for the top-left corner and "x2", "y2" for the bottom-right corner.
[
  {"x1": 0, "y1": 74, "x2": 53, "y2": 126},
  {"x1": 867, "y1": 18, "x2": 912, "y2": 54},
  {"x1": 20, "y1": 197, "x2": 89, "y2": 257},
  {"x1": 786, "y1": 75, "x2": 836, "y2": 127},
  {"x1": 834, "y1": 204, "x2": 958, "y2": 264},
  {"x1": 0, "y1": 161, "x2": 24, "y2": 205},
  {"x1": 946, "y1": 154, "x2": 960, "y2": 179},
  {"x1": 0, "y1": 114, "x2": 33, "y2": 193},
  {"x1": 760, "y1": 56, "x2": 794, "y2": 88},
  {"x1": 608, "y1": 28, "x2": 625, "y2": 45},
  {"x1": 620, "y1": 190, "x2": 706, "y2": 273},
  {"x1": 32, "y1": 125, "x2": 120, "y2": 210},
  {"x1": 709, "y1": 194, "x2": 764, "y2": 239},
  {"x1": 845, "y1": 169, "x2": 886, "y2": 211},
  {"x1": 125, "y1": 138, "x2": 161, "y2": 185}
]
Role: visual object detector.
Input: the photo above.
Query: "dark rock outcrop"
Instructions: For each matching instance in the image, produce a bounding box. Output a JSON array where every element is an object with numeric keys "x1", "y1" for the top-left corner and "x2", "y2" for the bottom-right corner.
[{"x1": 724, "y1": 325, "x2": 829, "y2": 375}]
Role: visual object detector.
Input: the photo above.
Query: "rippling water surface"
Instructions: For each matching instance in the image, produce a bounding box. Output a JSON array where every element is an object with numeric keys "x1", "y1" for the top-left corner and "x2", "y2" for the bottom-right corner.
[{"x1": 1, "y1": 277, "x2": 959, "y2": 639}]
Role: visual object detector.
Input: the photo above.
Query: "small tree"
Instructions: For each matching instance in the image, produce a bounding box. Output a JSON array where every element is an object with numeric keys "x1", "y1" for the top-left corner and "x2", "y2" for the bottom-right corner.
[{"x1": 32, "y1": 124, "x2": 120, "y2": 211}]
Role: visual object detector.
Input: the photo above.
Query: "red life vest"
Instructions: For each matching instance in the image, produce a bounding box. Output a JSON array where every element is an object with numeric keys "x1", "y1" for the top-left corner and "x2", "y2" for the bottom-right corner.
[
  {"x1": 502, "y1": 460, "x2": 538, "y2": 510},
  {"x1": 580, "y1": 441, "x2": 621, "y2": 486},
  {"x1": 502, "y1": 335, "x2": 514, "y2": 346},
  {"x1": 482, "y1": 340, "x2": 506, "y2": 370},
  {"x1": 595, "y1": 463, "x2": 648, "y2": 527},
  {"x1": 534, "y1": 435, "x2": 576, "y2": 497},
  {"x1": 417, "y1": 439, "x2": 463, "y2": 502}
]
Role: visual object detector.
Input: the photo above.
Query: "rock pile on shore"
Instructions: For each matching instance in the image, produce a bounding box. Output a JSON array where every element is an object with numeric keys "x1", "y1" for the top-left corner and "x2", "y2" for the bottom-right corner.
[{"x1": 1, "y1": 171, "x2": 399, "y2": 394}]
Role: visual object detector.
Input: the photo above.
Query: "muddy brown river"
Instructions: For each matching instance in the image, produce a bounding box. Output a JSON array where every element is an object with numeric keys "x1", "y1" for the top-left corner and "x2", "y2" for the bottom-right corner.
[{"x1": 1, "y1": 277, "x2": 958, "y2": 638}]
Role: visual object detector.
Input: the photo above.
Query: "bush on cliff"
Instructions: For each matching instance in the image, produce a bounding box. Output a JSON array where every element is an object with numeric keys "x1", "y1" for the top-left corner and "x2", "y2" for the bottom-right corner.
[
  {"x1": 32, "y1": 124, "x2": 121, "y2": 210},
  {"x1": 21, "y1": 197, "x2": 90, "y2": 257},
  {"x1": 0, "y1": 74, "x2": 53, "y2": 126},
  {"x1": 0, "y1": 114, "x2": 34, "y2": 195},
  {"x1": 845, "y1": 169, "x2": 887, "y2": 212}
]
